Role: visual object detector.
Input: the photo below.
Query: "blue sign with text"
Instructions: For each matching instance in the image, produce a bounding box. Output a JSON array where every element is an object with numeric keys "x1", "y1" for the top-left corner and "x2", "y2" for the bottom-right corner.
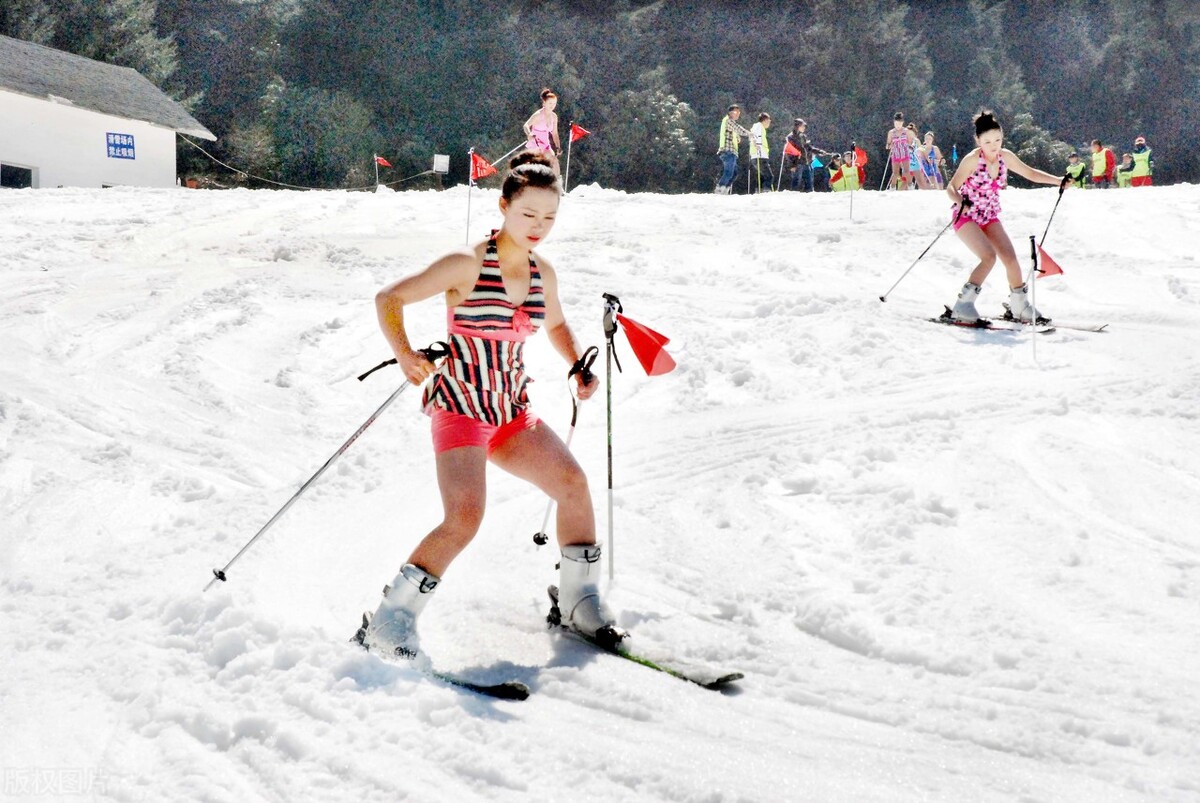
[{"x1": 106, "y1": 133, "x2": 136, "y2": 160}]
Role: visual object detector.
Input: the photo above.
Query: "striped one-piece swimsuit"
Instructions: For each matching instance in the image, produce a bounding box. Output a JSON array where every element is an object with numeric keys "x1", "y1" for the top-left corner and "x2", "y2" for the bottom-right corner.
[{"x1": 422, "y1": 235, "x2": 546, "y2": 425}]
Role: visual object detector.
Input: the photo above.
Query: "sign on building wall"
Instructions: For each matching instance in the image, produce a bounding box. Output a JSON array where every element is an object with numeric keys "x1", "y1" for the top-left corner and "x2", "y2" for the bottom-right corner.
[{"x1": 106, "y1": 133, "x2": 136, "y2": 160}]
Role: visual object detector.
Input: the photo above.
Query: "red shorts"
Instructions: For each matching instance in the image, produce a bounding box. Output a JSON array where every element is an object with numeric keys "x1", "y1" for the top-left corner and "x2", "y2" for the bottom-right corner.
[
  {"x1": 430, "y1": 408, "x2": 538, "y2": 456},
  {"x1": 953, "y1": 214, "x2": 999, "y2": 232}
]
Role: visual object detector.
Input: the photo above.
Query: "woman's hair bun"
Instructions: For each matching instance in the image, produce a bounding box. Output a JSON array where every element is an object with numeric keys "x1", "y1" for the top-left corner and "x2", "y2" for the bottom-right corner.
[
  {"x1": 974, "y1": 110, "x2": 1002, "y2": 137},
  {"x1": 502, "y1": 149, "x2": 561, "y2": 201}
]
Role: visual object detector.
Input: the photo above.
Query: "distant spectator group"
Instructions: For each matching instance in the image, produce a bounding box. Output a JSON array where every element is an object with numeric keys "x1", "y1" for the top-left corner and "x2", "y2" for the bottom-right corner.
[{"x1": 714, "y1": 105, "x2": 1155, "y2": 195}]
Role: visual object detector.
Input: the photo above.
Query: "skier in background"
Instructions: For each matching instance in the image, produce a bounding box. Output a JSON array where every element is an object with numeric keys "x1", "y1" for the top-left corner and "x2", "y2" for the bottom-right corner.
[
  {"x1": 886, "y1": 112, "x2": 914, "y2": 190},
  {"x1": 523, "y1": 88, "x2": 562, "y2": 175},
  {"x1": 945, "y1": 111, "x2": 1067, "y2": 324},
  {"x1": 919, "y1": 131, "x2": 945, "y2": 190},
  {"x1": 364, "y1": 151, "x2": 614, "y2": 662}
]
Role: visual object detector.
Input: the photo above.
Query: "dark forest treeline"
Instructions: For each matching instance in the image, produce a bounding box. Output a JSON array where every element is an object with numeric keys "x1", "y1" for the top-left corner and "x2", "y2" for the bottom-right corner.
[{"x1": 4, "y1": 0, "x2": 1199, "y2": 190}]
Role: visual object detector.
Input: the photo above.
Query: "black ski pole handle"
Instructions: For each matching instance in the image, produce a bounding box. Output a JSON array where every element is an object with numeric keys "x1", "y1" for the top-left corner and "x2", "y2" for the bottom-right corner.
[
  {"x1": 569, "y1": 346, "x2": 599, "y2": 386},
  {"x1": 357, "y1": 341, "x2": 451, "y2": 382}
]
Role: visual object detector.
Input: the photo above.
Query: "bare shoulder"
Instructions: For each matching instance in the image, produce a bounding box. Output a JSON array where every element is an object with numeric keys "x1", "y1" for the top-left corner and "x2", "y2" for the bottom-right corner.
[{"x1": 533, "y1": 249, "x2": 558, "y2": 281}]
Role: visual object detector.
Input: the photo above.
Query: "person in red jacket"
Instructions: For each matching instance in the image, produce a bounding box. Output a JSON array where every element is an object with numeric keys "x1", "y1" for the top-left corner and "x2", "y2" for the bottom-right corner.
[{"x1": 1090, "y1": 139, "x2": 1115, "y2": 188}]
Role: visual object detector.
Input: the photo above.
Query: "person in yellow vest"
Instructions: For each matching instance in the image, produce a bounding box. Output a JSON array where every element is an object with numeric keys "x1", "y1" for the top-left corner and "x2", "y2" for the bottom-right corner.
[
  {"x1": 830, "y1": 152, "x2": 865, "y2": 191},
  {"x1": 1065, "y1": 152, "x2": 1087, "y2": 188},
  {"x1": 1131, "y1": 135, "x2": 1153, "y2": 186},
  {"x1": 1090, "y1": 139, "x2": 1114, "y2": 188},
  {"x1": 715, "y1": 104, "x2": 751, "y2": 194},
  {"x1": 1116, "y1": 153, "x2": 1135, "y2": 188}
]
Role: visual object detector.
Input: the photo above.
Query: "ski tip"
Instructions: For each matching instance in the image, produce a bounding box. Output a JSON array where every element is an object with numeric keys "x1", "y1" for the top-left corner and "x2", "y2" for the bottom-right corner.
[
  {"x1": 490, "y1": 681, "x2": 531, "y2": 701},
  {"x1": 701, "y1": 672, "x2": 745, "y2": 690}
]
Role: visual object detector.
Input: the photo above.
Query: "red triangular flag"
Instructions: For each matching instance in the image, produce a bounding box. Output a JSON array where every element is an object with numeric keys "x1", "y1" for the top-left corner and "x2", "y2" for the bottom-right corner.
[
  {"x1": 470, "y1": 151, "x2": 497, "y2": 182},
  {"x1": 1037, "y1": 246, "x2": 1064, "y2": 278},
  {"x1": 616, "y1": 314, "x2": 676, "y2": 376},
  {"x1": 854, "y1": 146, "x2": 869, "y2": 166},
  {"x1": 374, "y1": 155, "x2": 392, "y2": 167},
  {"x1": 570, "y1": 123, "x2": 592, "y2": 143},
  {"x1": 783, "y1": 140, "x2": 802, "y2": 158}
]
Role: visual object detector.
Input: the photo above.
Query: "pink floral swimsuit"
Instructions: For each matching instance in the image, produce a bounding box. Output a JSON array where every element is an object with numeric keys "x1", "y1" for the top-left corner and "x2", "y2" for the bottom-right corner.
[{"x1": 955, "y1": 153, "x2": 1007, "y2": 228}]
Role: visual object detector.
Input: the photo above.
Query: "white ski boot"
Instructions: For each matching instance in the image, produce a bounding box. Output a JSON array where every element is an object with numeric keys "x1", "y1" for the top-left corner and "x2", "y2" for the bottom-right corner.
[
  {"x1": 363, "y1": 563, "x2": 439, "y2": 663},
  {"x1": 951, "y1": 281, "x2": 983, "y2": 322},
  {"x1": 558, "y1": 544, "x2": 622, "y2": 643},
  {"x1": 1007, "y1": 284, "x2": 1046, "y2": 323}
]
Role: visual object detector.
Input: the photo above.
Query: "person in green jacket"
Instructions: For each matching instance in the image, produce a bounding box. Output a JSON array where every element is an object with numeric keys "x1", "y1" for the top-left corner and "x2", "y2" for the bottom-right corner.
[
  {"x1": 1116, "y1": 153, "x2": 1135, "y2": 188},
  {"x1": 1065, "y1": 152, "x2": 1087, "y2": 188},
  {"x1": 715, "y1": 104, "x2": 751, "y2": 194},
  {"x1": 1131, "y1": 135, "x2": 1154, "y2": 187}
]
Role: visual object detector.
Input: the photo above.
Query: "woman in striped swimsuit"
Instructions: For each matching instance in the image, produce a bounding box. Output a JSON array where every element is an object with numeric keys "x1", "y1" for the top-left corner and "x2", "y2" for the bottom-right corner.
[
  {"x1": 365, "y1": 151, "x2": 614, "y2": 661},
  {"x1": 947, "y1": 111, "x2": 1067, "y2": 323}
]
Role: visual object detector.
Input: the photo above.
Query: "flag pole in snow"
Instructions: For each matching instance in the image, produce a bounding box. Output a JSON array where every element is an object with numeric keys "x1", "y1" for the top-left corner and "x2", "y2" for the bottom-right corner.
[
  {"x1": 602, "y1": 294, "x2": 622, "y2": 581},
  {"x1": 1029, "y1": 235, "x2": 1040, "y2": 361},
  {"x1": 374, "y1": 154, "x2": 380, "y2": 187},
  {"x1": 465, "y1": 148, "x2": 475, "y2": 245},
  {"x1": 565, "y1": 120, "x2": 574, "y2": 191}
]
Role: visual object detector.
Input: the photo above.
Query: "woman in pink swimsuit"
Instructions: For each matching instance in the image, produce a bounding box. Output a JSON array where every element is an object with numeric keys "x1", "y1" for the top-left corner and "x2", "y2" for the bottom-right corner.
[
  {"x1": 523, "y1": 88, "x2": 562, "y2": 174},
  {"x1": 946, "y1": 111, "x2": 1065, "y2": 323},
  {"x1": 365, "y1": 151, "x2": 613, "y2": 662}
]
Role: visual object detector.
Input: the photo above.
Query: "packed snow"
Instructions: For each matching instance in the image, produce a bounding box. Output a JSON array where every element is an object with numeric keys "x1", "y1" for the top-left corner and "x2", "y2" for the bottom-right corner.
[{"x1": 2, "y1": 180, "x2": 1199, "y2": 802}]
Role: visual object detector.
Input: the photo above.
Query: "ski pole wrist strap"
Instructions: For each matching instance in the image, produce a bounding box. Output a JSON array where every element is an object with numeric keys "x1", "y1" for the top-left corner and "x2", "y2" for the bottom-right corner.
[{"x1": 357, "y1": 341, "x2": 450, "y2": 382}]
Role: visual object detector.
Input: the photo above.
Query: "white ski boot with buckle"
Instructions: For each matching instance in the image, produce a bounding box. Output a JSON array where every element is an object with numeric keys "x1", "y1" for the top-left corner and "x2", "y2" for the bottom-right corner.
[
  {"x1": 1007, "y1": 284, "x2": 1047, "y2": 323},
  {"x1": 558, "y1": 544, "x2": 623, "y2": 645},
  {"x1": 363, "y1": 563, "x2": 439, "y2": 664},
  {"x1": 951, "y1": 281, "x2": 983, "y2": 322}
]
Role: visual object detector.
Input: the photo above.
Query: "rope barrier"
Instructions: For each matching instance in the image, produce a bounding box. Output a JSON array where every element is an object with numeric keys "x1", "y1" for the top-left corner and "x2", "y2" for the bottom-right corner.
[{"x1": 179, "y1": 134, "x2": 440, "y2": 191}]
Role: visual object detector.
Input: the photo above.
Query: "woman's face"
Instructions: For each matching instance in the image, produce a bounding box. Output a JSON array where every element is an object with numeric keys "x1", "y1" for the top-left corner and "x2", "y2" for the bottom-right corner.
[
  {"x1": 500, "y1": 187, "x2": 559, "y2": 249},
  {"x1": 543, "y1": 95, "x2": 558, "y2": 112},
  {"x1": 976, "y1": 128, "x2": 1003, "y2": 159}
]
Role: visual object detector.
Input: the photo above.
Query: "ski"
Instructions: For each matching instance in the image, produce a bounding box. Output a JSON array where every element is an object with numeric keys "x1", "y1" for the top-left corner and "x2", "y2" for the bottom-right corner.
[
  {"x1": 929, "y1": 306, "x2": 1055, "y2": 334},
  {"x1": 1000, "y1": 303, "x2": 1108, "y2": 333},
  {"x1": 546, "y1": 586, "x2": 743, "y2": 691},
  {"x1": 351, "y1": 613, "x2": 530, "y2": 701}
]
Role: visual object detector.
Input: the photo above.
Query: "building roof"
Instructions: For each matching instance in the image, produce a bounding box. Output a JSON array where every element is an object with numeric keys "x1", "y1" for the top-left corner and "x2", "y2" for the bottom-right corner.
[{"x1": 0, "y1": 34, "x2": 215, "y2": 140}]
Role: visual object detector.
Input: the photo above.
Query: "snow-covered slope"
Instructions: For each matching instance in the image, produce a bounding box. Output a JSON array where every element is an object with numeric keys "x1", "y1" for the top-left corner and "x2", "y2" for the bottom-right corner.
[{"x1": 2, "y1": 182, "x2": 1199, "y2": 802}]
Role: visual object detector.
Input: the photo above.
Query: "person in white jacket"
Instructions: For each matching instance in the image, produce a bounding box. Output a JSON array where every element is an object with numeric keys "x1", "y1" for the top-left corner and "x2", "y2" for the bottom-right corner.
[{"x1": 749, "y1": 113, "x2": 773, "y2": 193}]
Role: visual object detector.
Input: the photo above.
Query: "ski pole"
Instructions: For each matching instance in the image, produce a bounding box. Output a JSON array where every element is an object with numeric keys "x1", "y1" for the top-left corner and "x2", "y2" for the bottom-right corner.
[
  {"x1": 1023, "y1": 175, "x2": 1071, "y2": 287},
  {"x1": 532, "y1": 346, "x2": 599, "y2": 547},
  {"x1": 204, "y1": 342, "x2": 450, "y2": 592},
  {"x1": 878, "y1": 200, "x2": 967, "y2": 303}
]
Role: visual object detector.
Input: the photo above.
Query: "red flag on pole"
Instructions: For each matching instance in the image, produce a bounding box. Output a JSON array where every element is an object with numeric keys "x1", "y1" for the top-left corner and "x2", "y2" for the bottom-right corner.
[
  {"x1": 374, "y1": 155, "x2": 392, "y2": 167},
  {"x1": 616, "y1": 314, "x2": 676, "y2": 376},
  {"x1": 570, "y1": 123, "x2": 592, "y2": 143},
  {"x1": 470, "y1": 152, "x2": 497, "y2": 181},
  {"x1": 854, "y1": 146, "x2": 869, "y2": 166},
  {"x1": 1037, "y1": 246, "x2": 1064, "y2": 278},
  {"x1": 783, "y1": 140, "x2": 802, "y2": 158}
]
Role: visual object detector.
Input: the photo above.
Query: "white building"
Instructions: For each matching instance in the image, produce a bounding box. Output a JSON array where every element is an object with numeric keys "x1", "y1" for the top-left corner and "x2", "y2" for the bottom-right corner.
[{"x1": 0, "y1": 34, "x2": 215, "y2": 189}]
